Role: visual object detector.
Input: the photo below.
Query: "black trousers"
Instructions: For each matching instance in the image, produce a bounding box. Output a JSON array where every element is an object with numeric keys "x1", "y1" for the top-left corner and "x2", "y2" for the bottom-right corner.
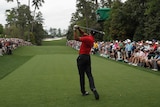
[{"x1": 77, "y1": 54, "x2": 96, "y2": 94}]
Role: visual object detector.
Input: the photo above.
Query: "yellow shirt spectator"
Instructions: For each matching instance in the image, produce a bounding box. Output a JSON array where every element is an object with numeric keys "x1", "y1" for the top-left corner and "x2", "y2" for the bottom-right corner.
[{"x1": 93, "y1": 42, "x2": 98, "y2": 49}]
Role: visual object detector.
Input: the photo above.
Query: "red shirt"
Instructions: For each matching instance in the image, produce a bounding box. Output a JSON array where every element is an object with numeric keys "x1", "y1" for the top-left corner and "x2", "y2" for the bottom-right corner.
[
  {"x1": 79, "y1": 35, "x2": 94, "y2": 55},
  {"x1": 152, "y1": 43, "x2": 157, "y2": 51}
]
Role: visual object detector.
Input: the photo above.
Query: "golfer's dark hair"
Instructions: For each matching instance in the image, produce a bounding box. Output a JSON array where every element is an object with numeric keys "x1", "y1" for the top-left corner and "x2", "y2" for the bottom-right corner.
[{"x1": 90, "y1": 30, "x2": 96, "y2": 36}]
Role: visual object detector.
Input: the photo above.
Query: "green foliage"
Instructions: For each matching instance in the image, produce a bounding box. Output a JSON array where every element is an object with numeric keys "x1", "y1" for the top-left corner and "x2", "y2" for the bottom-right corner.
[
  {"x1": 24, "y1": 31, "x2": 36, "y2": 44},
  {"x1": 104, "y1": 0, "x2": 160, "y2": 41},
  {"x1": 4, "y1": 1, "x2": 46, "y2": 45},
  {"x1": 49, "y1": 28, "x2": 63, "y2": 37},
  {"x1": 4, "y1": 25, "x2": 21, "y2": 38},
  {"x1": 67, "y1": 0, "x2": 104, "y2": 40},
  {"x1": 5, "y1": 9, "x2": 17, "y2": 25},
  {"x1": 0, "y1": 24, "x2": 3, "y2": 35},
  {"x1": 69, "y1": 0, "x2": 160, "y2": 41},
  {"x1": 107, "y1": 0, "x2": 125, "y2": 40},
  {"x1": 5, "y1": 5, "x2": 33, "y2": 38},
  {"x1": 66, "y1": 26, "x2": 73, "y2": 40},
  {"x1": 32, "y1": 0, "x2": 45, "y2": 10},
  {"x1": 33, "y1": 22, "x2": 45, "y2": 45},
  {"x1": 17, "y1": 5, "x2": 32, "y2": 33},
  {"x1": 143, "y1": 0, "x2": 160, "y2": 40}
]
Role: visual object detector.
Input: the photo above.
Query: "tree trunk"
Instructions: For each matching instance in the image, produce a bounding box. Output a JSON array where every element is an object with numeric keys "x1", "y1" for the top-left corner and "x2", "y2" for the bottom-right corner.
[
  {"x1": 28, "y1": 0, "x2": 30, "y2": 8},
  {"x1": 16, "y1": 0, "x2": 20, "y2": 8},
  {"x1": 95, "y1": 0, "x2": 99, "y2": 8}
]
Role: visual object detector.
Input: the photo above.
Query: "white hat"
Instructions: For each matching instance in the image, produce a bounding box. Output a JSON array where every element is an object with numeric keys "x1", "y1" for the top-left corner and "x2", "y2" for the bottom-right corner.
[
  {"x1": 144, "y1": 48, "x2": 148, "y2": 51},
  {"x1": 148, "y1": 41, "x2": 152, "y2": 44},
  {"x1": 127, "y1": 39, "x2": 131, "y2": 42},
  {"x1": 155, "y1": 42, "x2": 159, "y2": 44},
  {"x1": 145, "y1": 40, "x2": 149, "y2": 43}
]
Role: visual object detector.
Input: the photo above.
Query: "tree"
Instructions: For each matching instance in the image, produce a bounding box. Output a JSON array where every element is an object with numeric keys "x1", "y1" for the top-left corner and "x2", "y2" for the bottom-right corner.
[
  {"x1": 31, "y1": 10, "x2": 45, "y2": 45},
  {"x1": 31, "y1": 0, "x2": 44, "y2": 32},
  {"x1": 105, "y1": 0, "x2": 148, "y2": 41},
  {"x1": 5, "y1": 5, "x2": 33, "y2": 38},
  {"x1": 4, "y1": 25, "x2": 20, "y2": 38},
  {"x1": 66, "y1": 26, "x2": 73, "y2": 40},
  {"x1": 5, "y1": 0, "x2": 46, "y2": 45},
  {"x1": 49, "y1": 28, "x2": 57, "y2": 38},
  {"x1": 17, "y1": 5, "x2": 33, "y2": 38},
  {"x1": 57, "y1": 28, "x2": 62, "y2": 37},
  {"x1": 5, "y1": 8, "x2": 17, "y2": 26},
  {"x1": 32, "y1": 0, "x2": 44, "y2": 10},
  {"x1": 143, "y1": 0, "x2": 160, "y2": 40},
  {"x1": 100, "y1": 0, "x2": 112, "y2": 8},
  {"x1": 0, "y1": 24, "x2": 3, "y2": 37},
  {"x1": 32, "y1": 0, "x2": 44, "y2": 22},
  {"x1": 106, "y1": 0, "x2": 124, "y2": 40},
  {"x1": 35, "y1": 11, "x2": 44, "y2": 24},
  {"x1": 74, "y1": 0, "x2": 97, "y2": 28},
  {"x1": 67, "y1": 0, "x2": 99, "y2": 40},
  {"x1": 33, "y1": 22, "x2": 44, "y2": 45}
]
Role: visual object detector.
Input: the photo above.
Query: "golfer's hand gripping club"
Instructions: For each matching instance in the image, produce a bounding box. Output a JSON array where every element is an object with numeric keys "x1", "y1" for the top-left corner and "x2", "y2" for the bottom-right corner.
[{"x1": 73, "y1": 25, "x2": 79, "y2": 31}]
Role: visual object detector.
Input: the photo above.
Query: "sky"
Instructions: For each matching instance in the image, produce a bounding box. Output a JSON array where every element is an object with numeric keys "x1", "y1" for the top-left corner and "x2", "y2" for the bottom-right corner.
[
  {"x1": 0, "y1": 0, "x2": 126, "y2": 30},
  {"x1": 0, "y1": 0, "x2": 76, "y2": 30}
]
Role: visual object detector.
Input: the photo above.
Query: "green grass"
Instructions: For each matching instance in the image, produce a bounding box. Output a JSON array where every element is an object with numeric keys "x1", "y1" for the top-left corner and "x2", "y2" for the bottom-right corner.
[
  {"x1": 0, "y1": 39, "x2": 160, "y2": 107},
  {"x1": 0, "y1": 55, "x2": 33, "y2": 79}
]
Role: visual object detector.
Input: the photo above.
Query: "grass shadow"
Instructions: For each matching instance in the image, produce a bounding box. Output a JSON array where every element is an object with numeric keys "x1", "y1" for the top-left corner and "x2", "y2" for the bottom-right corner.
[{"x1": 0, "y1": 55, "x2": 33, "y2": 80}]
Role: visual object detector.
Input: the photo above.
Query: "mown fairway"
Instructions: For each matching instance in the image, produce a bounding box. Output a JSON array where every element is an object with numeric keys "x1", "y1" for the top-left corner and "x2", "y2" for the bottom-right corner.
[{"x1": 0, "y1": 39, "x2": 160, "y2": 107}]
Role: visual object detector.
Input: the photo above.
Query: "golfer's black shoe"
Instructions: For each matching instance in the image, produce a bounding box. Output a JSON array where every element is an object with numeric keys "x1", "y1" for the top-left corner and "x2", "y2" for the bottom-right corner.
[
  {"x1": 93, "y1": 90, "x2": 99, "y2": 100},
  {"x1": 82, "y1": 91, "x2": 89, "y2": 96}
]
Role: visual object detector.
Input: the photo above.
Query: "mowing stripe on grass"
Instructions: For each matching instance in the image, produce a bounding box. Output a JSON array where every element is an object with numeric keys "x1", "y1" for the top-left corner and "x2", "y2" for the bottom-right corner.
[{"x1": 0, "y1": 55, "x2": 33, "y2": 80}]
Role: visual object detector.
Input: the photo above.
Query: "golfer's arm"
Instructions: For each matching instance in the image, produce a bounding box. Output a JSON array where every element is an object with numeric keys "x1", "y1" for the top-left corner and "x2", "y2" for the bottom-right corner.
[
  {"x1": 78, "y1": 28, "x2": 85, "y2": 35},
  {"x1": 74, "y1": 30, "x2": 80, "y2": 41}
]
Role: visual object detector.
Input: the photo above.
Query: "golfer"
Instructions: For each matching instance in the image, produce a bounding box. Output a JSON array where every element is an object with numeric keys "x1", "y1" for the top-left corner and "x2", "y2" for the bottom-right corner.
[{"x1": 73, "y1": 25, "x2": 99, "y2": 100}]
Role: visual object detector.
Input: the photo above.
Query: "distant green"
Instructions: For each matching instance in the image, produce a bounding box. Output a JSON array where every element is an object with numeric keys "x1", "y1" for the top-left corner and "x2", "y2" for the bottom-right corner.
[{"x1": 0, "y1": 38, "x2": 160, "y2": 107}]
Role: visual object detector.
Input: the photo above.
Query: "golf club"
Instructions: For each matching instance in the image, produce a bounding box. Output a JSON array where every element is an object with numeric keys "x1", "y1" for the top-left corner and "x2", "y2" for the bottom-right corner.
[{"x1": 78, "y1": 26, "x2": 105, "y2": 35}]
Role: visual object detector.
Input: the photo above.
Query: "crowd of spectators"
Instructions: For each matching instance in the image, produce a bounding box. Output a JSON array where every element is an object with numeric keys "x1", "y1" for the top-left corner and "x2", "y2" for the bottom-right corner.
[
  {"x1": 67, "y1": 39, "x2": 160, "y2": 71},
  {"x1": 0, "y1": 38, "x2": 32, "y2": 56}
]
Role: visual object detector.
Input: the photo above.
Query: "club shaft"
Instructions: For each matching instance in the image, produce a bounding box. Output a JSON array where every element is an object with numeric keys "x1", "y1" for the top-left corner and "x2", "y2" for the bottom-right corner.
[{"x1": 78, "y1": 26, "x2": 105, "y2": 34}]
